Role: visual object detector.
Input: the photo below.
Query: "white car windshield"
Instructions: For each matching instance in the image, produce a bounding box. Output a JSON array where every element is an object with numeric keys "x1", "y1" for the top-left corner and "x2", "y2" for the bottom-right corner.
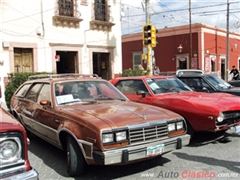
[{"x1": 146, "y1": 77, "x2": 193, "y2": 94}]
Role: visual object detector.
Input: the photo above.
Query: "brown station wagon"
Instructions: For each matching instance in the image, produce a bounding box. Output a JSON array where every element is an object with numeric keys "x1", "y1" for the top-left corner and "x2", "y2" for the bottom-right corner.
[{"x1": 10, "y1": 74, "x2": 190, "y2": 177}]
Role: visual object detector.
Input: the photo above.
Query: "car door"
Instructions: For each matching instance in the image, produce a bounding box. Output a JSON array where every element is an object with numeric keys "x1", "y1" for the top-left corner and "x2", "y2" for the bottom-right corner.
[
  {"x1": 33, "y1": 83, "x2": 61, "y2": 145},
  {"x1": 19, "y1": 83, "x2": 43, "y2": 131}
]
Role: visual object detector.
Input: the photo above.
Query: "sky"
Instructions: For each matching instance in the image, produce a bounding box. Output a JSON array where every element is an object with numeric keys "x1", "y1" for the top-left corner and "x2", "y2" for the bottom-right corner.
[{"x1": 120, "y1": 0, "x2": 240, "y2": 35}]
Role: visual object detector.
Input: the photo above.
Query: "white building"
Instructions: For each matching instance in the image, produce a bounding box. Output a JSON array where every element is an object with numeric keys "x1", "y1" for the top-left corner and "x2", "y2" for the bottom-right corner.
[{"x1": 0, "y1": 0, "x2": 122, "y2": 103}]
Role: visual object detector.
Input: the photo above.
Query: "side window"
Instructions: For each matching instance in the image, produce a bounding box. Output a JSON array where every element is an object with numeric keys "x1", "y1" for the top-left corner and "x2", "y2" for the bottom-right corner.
[
  {"x1": 199, "y1": 78, "x2": 212, "y2": 90},
  {"x1": 115, "y1": 80, "x2": 148, "y2": 94},
  {"x1": 15, "y1": 84, "x2": 31, "y2": 97},
  {"x1": 37, "y1": 84, "x2": 51, "y2": 104},
  {"x1": 26, "y1": 84, "x2": 42, "y2": 102},
  {"x1": 181, "y1": 78, "x2": 198, "y2": 89}
]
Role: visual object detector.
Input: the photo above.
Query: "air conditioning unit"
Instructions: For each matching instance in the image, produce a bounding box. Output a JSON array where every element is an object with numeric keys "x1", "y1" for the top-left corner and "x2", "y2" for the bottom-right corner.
[{"x1": 2, "y1": 41, "x2": 10, "y2": 48}]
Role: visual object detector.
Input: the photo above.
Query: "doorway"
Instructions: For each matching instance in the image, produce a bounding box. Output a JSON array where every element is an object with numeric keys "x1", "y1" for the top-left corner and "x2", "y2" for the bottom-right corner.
[
  {"x1": 93, "y1": 52, "x2": 111, "y2": 80},
  {"x1": 14, "y1": 48, "x2": 33, "y2": 72},
  {"x1": 221, "y1": 58, "x2": 225, "y2": 80},
  {"x1": 56, "y1": 51, "x2": 78, "y2": 74}
]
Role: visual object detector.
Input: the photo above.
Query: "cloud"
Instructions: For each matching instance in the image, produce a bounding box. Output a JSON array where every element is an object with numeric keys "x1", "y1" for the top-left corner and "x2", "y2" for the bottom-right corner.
[{"x1": 121, "y1": 0, "x2": 240, "y2": 35}]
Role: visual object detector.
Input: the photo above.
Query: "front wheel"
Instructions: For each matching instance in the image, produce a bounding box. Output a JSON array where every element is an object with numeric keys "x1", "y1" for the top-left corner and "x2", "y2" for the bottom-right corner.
[
  {"x1": 67, "y1": 135, "x2": 86, "y2": 176},
  {"x1": 186, "y1": 121, "x2": 195, "y2": 138}
]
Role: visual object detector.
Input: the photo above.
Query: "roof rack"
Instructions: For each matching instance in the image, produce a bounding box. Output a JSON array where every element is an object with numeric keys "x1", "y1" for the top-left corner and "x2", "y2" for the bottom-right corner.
[{"x1": 28, "y1": 73, "x2": 99, "y2": 80}]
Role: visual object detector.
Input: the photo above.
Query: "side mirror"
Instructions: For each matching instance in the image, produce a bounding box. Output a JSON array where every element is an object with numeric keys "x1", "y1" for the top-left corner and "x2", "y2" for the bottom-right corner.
[
  {"x1": 202, "y1": 87, "x2": 209, "y2": 92},
  {"x1": 136, "y1": 90, "x2": 146, "y2": 97},
  {"x1": 40, "y1": 100, "x2": 50, "y2": 106}
]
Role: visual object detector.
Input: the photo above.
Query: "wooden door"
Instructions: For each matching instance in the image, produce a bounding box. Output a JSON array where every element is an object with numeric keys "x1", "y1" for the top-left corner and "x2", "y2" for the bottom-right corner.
[{"x1": 14, "y1": 48, "x2": 33, "y2": 72}]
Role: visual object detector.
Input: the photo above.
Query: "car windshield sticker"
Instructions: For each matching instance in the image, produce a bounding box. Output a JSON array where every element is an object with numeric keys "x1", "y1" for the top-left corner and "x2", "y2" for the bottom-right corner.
[{"x1": 56, "y1": 94, "x2": 81, "y2": 104}]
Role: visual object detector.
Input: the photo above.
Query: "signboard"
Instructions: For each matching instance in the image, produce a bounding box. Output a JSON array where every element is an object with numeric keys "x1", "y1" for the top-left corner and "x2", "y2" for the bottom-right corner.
[
  {"x1": 191, "y1": 57, "x2": 198, "y2": 69},
  {"x1": 205, "y1": 57, "x2": 210, "y2": 71}
]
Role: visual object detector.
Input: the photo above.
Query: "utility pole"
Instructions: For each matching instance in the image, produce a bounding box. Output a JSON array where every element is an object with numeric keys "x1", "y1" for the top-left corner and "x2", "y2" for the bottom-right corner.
[
  {"x1": 189, "y1": 0, "x2": 192, "y2": 67},
  {"x1": 225, "y1": 0, "x2": 230, "y2": 81},
  {"x1": 145, "y1": 0, "x2": 152, "y2": 75},
  {"x1": 142, "y1": 0, "x2": 158, "y2": 75}
]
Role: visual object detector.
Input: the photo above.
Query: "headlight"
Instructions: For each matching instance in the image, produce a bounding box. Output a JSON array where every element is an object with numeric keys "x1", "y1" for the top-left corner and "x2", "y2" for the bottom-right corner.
[
  {"x1": 116, "y1": 131, "x2": 127, "y2": 141},
  {"x1": 176, "y1": 121, "x2": 183, "y2": 130},
  {"x1": 102, "y1": 133, "x2": 114, "y2": 143},
  {"x1": 0, "y1": 138, "x2": 22, "y2": 165},
  {"x1": 217, "y1": 112, "x2": 224, "y2": 122},
  {"x1": 168, "y1": 123, "x2": 175, "y2": 131}
]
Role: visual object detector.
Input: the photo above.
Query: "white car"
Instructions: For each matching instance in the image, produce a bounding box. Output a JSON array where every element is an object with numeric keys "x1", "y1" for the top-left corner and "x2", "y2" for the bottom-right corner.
[{"x1": 176, "y1": 69, "x2": 204, "y2": 76}]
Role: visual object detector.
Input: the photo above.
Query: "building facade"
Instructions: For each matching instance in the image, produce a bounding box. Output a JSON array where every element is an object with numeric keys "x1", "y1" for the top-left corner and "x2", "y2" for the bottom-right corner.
[
  {"x1": 0, "y1": 0, "x2": 122, "y2": 102},
  {"x1": 122, "y1": 23, "x2": 240, "y2": 80}
]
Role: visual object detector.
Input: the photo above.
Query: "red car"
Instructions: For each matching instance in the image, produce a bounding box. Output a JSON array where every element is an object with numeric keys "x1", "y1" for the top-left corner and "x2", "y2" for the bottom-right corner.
[
  {"x1": 0, "y1": 106, "x2": 38, "y2": 179},
  {"x1": 109, "y1": 75, "x2": 240, "y2": 136}
]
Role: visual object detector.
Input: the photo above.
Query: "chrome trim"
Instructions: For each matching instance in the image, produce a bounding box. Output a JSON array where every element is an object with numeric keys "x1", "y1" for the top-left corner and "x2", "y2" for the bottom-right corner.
[
  {"x1": 101, "y1": 134, "x2": 190, "y2": 165},
  {"x1": 1, "y1": 168, "x2": 38, "y2": 180}
]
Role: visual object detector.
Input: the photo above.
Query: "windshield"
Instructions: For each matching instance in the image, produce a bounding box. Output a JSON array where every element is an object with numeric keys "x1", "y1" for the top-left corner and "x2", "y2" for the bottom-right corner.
[
  {"x1": 205, "y1": 75, "x2": 232, "y2": 90},
  {"x1": 146, "y1": 77, "x2": 192, "y2": 94},
  {"x1": 54, "y1": 80, "x2": 127, "y2": 105}
]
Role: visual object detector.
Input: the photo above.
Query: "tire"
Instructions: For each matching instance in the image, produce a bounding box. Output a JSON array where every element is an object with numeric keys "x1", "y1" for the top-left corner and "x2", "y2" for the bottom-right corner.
[
  {"x1": 67, "y1": 135, "x2": 86, "y2": 177},
  {"x1": 186, "y1": 121, "x2": 195, "y2": 138}
]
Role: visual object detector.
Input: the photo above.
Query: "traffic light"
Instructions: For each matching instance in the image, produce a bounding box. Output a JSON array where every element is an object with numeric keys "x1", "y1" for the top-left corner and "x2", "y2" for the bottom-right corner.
[
  {"x1": 150, "y1": 25, "x2": 158, "y2": 48},
  {"x1": 142, "y1": 24, "x2": 158, "y2": 47},
  {"x1": 142, "y1": 24, "x2": 152, "y2": 46}
]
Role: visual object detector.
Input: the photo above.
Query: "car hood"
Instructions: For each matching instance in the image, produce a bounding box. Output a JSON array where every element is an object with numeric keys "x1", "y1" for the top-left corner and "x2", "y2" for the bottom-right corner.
[
  {"x1": 58, "y1": 100, "x2": 181, "y2": 129},
  {"x1": 156, "y1": 91, "x2": 240, "y2": 110},
  {"x1": 0, "y1": 107, "x2": 25, "y2": 132}
]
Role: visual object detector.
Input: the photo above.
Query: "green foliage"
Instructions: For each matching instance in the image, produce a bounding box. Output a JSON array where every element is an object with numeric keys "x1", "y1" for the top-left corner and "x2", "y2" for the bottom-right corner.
[
  {"x1": 121, "y1": 69, "x2": 149, "y2": 77},
  {"x1": 4, "y1": 72, "x2": 52, "y2": 109}
]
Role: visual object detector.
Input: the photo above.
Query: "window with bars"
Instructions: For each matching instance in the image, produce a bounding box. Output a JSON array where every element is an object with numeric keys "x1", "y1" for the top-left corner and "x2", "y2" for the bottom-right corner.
[
  {"x1": 94, "y1": 0, "x2": 107, "y2": 21},
  {"x1": 58, "y1": 0, "x2": 74, "y2": 17}
]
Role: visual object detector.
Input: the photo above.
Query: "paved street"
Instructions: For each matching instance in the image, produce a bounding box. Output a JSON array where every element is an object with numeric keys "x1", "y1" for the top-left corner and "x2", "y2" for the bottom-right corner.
[{"x1": 28, "y1": 129, "x2": 240, "y2": 180}]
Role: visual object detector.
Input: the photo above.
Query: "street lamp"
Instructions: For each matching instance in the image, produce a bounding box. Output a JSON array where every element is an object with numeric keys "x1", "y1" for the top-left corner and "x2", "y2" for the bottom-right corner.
[{"x1": 178, "y1": 44, "x2": 183, "y2": 53}]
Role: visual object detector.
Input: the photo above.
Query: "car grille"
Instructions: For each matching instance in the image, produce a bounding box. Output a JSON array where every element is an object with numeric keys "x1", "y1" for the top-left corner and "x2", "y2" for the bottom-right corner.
[
  {"x1": 217, "y1": 112, "x2": 240, "y2": 126},
  {"x1": 128, "y1": 120, "x2": 168, "y2": 144},
  {"x1": 217, "y1": 118, "x2": 240, "y2": 126}
]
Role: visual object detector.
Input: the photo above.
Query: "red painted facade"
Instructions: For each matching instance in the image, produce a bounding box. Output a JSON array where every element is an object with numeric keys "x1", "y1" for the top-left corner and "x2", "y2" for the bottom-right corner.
[{"x1": 122, "y1": 23, "x2": 240, "y2": 80}]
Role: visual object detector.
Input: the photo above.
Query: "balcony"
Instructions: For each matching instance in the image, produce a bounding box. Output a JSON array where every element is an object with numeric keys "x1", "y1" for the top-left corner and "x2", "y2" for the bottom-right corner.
[{"x1": 90, "y1": 1, "x2": 115, "y2": 31}]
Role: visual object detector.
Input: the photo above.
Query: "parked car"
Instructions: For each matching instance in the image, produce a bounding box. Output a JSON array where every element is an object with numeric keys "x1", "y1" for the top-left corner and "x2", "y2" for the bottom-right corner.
[
  {"x1": 0, "y1": 106, "x2": 38, "y2": 179},
  {"x1": 10, "y1": 74, "x2": 190, "y2": 177},
  {"x1": 175, "y1": 69, "x2": 204, "y2": 76},
  {"x1": 176, "y1": 73, "x2": 240, "y2": 96},
  {"x1": 109, "y1": 75, "x2": 240, "y2": 137},
  {"x1": 228, "y1": 79, "x2": 240, "y2": 87}
]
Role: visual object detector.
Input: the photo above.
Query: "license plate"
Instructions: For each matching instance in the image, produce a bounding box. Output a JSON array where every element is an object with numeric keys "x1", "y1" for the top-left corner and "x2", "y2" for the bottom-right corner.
[
  {"x1": 146, "y1": 144, "x2": 164, "y2": 157},
  {"x1": 235, "y1": 125, "x2": 240, "y2": 134}
]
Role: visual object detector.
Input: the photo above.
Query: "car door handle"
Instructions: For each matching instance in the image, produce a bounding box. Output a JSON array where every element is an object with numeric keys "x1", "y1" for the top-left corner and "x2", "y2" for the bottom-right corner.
[{"x1": 55, "y1": 119, "x2": 60, "y2": 123}]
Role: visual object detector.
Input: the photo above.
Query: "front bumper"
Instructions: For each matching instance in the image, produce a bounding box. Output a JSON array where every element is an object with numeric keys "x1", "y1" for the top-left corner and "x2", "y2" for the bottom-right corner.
[
  {"x1": 1, "y1": 168, "x2": 38, "y2": 180},
  {"x1": 93, "y1": 134, "x2": 190, "y2": 165}
]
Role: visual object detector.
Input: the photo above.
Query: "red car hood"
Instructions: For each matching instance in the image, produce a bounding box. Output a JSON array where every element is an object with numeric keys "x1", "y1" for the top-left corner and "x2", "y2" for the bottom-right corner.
[
  {"x1": 156, "y1": 91, "x2": 240, "y2": 110},
  {"x1": 58, "y1": 100, "x2": 181, "y2": 128},
  {"x1": 0, "y1": 107, "x2": 25, "y2": 133}
]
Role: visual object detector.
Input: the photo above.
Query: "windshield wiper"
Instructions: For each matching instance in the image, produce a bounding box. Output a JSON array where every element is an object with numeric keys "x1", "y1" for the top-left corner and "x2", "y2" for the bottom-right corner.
[{"x1": 95, "y1": 97, "x2": 126, "y2": 101}]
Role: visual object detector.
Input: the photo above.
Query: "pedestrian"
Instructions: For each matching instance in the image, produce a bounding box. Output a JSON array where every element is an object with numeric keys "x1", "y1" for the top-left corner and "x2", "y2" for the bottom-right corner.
[
  {"x1": 230, "y1": 65, "x2": 239, "y2": 80},
  {"x1": 153, "y1": 65, "x2": 160, "y2": 75}
]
